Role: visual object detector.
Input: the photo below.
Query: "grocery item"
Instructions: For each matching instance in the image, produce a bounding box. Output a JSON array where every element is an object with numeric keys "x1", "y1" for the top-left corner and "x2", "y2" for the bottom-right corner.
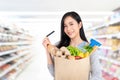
[
  {"x1": 47, "y1": 44, "x2": 70, "y2": 58},
  {"x1": 47, "y1": 39, "x2": 101, "y2": 60},
  {"x1": 66, "y1": 39, "x2": 101, "y2": 59}
]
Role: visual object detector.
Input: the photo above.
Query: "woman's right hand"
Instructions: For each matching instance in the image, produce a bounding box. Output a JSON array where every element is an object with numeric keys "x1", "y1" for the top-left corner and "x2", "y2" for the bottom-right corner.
[{"x1": 42, "y1": 37, "x2": 51, "y2": 50}]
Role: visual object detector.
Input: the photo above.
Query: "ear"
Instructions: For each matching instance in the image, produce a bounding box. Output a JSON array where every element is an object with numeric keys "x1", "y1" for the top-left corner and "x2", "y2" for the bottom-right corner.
[{"x1": 78, "y1": 22, "x2": 82, "y2": 29}]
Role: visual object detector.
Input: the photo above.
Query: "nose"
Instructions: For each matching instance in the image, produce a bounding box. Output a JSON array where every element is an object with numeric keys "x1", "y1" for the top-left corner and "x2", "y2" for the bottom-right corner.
[{"x1": 67, "y1": 26, "x2": 71, "y2": 31}]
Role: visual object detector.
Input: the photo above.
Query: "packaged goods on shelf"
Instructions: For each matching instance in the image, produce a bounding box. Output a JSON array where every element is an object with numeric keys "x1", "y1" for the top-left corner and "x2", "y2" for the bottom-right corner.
[
  {"x1": 0, "y1": 22, "x2": 33, "y2": 80},
  {"x1": 96, "y1": 27, "x2": 107, "y2": 35},
  {"x1": 100, "y1": 58, "x2": 120, "y2": 80},
  {"x1": 98, "y1": 38, "x2": 120, "y2": 50},
  {"x1": 85, "y1": 11, "x2": 120, "y2": 80},
  {"x1": 106, "y1": 26, "x2": 120, "y2": 34},
  {"x1": 86, "y1": 26, "x2": 120, "y2": 37},
  {"x1": 111, "y1": 50, "x2": 120, "y2": 61},
  {"x1": 109, "y1": 12, "x2": 120, "y2": 21},
  {"x1": 102, "y1": 70, "x2": 119, "y2": 80}
]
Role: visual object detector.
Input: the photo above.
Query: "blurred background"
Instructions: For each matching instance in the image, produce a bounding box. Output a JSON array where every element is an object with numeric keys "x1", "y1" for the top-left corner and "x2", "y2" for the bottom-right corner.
[{"x1": 0, "y1": 0, "x2": 120, "y2": 80}]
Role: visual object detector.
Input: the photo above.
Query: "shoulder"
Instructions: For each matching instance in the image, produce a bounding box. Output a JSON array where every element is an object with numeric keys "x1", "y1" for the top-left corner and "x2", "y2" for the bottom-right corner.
[{"x1": 90, "y1": 50, "x2": 100, "y2": 61}]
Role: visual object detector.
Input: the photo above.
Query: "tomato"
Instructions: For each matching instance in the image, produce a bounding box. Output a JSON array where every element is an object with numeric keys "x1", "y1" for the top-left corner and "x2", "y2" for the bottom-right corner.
[{"x1": 75, "y1": 56, "x2": 83, "y2": 60}]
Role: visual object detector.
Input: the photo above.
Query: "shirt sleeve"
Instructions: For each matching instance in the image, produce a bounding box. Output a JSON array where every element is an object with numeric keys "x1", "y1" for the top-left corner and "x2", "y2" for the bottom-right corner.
[
  {"x1": 89, "y1": 50, "x2": 103, "y2": 80},
  {"x1": 48, "y1": 64, "x2": 54, "y2": 77}
]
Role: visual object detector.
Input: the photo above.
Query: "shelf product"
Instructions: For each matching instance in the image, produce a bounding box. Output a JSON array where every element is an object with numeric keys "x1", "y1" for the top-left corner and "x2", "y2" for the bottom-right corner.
[
  {"x1": 0, "y1": 23, "x2": 33, "y2": 80},
  {"x1": 86, "y1": 12, "x2": 120, "y2": 80}
]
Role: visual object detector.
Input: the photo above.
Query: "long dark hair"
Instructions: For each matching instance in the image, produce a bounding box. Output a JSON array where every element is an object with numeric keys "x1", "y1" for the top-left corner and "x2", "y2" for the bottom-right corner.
[{"x1": 56, "y1": 11, "x2": 88, "y2": 48}]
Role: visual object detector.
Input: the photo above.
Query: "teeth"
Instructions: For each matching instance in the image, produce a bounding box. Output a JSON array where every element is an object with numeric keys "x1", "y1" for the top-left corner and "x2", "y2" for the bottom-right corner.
[
  {"x1": 68, "y1": 32, "x2": 73, "y2": 35},
  {"x1": 68, "y1": 33, "x2": 72, "y2": 35}
]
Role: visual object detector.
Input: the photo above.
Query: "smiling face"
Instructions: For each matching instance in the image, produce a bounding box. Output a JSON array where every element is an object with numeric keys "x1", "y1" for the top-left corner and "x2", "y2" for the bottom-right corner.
[{"x1": 64, "y1": 16, "x2": 81, "y2": 39}]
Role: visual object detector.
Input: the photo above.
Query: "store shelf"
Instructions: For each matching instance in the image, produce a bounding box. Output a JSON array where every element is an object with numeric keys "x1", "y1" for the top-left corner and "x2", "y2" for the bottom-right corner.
[
  {"x1": 108, "y1": 18, "x2": 120, "y2": 26},
  {"x1": 87, "y1": 18, "x2": 120, "y2": 31},
  {"x1": 99, "y1": 56, "x2": 120, "y2": 65},
  {"x1": 0, "y1": 41, "x2": 31, "y2": 46},
  {"x1": 99, "y1": 46, "x2": 111, "y2": 50},
  {"x1": 93, "y1": 33, "x2": 120, "y2": 39},
  {"x1": 0, "y1": 46, "x2": 31, "y2": 56},
  {"x1": 9, "y1": 60, "x2": 31, "y2": 80},
  {"x1": 0, "y1": 53, "x2": 33, "y2": 78},
  {"x1": 101, "y1": 67, "x2": 120, "y2": 80},
  {"x1": 0, "y1": 60, "x2": 22, "y2": 78},
  {"x1": 0, "y1": 23, "x2": 33, "y2": 80},
  {"x1": 7, "y1": 54, "x2": 33, "y2": 80},
  {"x1": 0, "y1": 32, "x2": 32, "y2": 40},
  {"x1": 0, "y1": 50, "x2": 30, "y2": 66},
  {"x1": 86, "y1": 12, "x2": 120, "y2": 80}
]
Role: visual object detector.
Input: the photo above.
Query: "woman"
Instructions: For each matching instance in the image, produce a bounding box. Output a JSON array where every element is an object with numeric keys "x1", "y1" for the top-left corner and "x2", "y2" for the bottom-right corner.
[{"x1": 42, "y1": 11, "x2": 102, "y2": 80}]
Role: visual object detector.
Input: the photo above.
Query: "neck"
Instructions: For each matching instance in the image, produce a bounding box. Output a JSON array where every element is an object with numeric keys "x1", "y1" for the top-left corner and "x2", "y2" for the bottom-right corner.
[{"x1": 70, "y1": 37, "x2": 83, "y2": 47}]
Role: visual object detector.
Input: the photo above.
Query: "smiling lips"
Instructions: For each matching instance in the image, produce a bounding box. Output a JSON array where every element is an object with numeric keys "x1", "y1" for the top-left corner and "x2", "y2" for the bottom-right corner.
[{"x1": 67, "y1": 30, "x2": 74, "y2": 36}]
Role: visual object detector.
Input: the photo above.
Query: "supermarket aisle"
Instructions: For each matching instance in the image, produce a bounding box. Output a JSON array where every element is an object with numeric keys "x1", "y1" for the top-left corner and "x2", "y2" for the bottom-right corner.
[
  {"x1": 16, "y1": 37, "x2": 54, "y2": 80},
  {"x1": 15, "y1": 24, "x2": 59, "y2": 80}
]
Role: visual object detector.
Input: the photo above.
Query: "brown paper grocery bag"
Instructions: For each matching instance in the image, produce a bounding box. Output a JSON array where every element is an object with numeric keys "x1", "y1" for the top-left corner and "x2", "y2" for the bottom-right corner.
[{"x1": 54, "y1": 57, "x2": 90, "y2": 80}]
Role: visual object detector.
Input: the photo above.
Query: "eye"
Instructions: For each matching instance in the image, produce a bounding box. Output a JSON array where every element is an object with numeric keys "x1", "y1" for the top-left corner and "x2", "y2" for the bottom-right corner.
[
  {"x1": 69, "y1": 23, "x2": 74, "y2": 26},
  {"x1": 64, "y1": 25, "x2": 67, "y2": 27},
  {"x1": 69, "y1": 22, "x2": 74, "y2": 25},
  {"x1": 70, "y1": 23, "x2": 73, "y2": 25}
]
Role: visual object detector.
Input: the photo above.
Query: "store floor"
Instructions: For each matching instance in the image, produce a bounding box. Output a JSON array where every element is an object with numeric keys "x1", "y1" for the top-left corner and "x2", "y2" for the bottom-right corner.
[{"x1": 16, "y1": 38, "x2": 54, "y2": 80}]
